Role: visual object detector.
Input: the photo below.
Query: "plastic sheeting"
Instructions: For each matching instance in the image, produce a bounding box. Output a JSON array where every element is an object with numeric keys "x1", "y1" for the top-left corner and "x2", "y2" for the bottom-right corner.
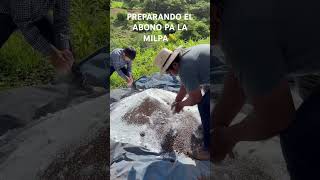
[
  {"x1": 134, "y1": 73, "x2": 181, "y2": 92},
  {"x1": 0, "y1": 47, "x2": 108, "y2": 136},
  {"x1": 78, "y1": 46, "x2": 109, "y2": 88},
  {"x1": 110, "y1": 140, "x2": 211, "y2": 180}
]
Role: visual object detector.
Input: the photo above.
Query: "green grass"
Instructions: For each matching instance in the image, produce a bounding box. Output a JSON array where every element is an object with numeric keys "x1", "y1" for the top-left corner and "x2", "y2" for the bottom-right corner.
[
  {"x1": 111, "y1": 1, "x2": 124, "y2": 8},
  {"x1": 0, "y1": 33, "x2": 55, "y2": 90}
]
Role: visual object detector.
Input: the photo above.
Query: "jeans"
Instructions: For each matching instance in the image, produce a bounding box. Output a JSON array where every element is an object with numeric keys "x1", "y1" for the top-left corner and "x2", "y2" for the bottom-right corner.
[
  {"x1": 198, "y1": 92, "x2": 210, "y2": 150},
  {"x1": 280, "y1": 86, "x2": 320, "y2": 180}
]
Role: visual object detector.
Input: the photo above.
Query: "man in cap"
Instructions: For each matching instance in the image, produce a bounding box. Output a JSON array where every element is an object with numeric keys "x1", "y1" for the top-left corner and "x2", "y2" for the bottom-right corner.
[
  {"x1": 154, "y1": 44, "x2": 210, "y2": 160},
  {"x1": 110, "y1": 47, "x2": 136, "y2": 87},
  {"x1": 0, "y1": 0, "x2": 74, "y2": 74}
]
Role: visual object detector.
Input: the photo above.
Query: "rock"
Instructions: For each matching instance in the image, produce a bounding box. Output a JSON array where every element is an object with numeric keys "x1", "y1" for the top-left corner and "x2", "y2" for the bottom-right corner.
[{"x1": 140, "y1": 131, "x2": 145, "y2": 137}]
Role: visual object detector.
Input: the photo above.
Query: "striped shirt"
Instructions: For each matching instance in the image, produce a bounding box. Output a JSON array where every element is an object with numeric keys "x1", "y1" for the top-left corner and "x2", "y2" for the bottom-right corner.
[
  {"x1": 110, "y1": 48, "x2": 132, "y2": 79},
  {"x1": 0, "y1": 0, "x2": 70, "y2": 56}
]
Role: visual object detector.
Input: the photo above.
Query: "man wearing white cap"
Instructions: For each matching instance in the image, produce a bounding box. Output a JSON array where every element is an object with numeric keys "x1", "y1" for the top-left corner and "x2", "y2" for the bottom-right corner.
[{"x1": 154, "y1": 44, "x2": 210, "y2": 160}]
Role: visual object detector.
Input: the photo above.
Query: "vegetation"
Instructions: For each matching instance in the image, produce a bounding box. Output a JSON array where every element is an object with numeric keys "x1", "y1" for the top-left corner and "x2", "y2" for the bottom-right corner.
[
  {"x1": 110, "y1": 0, "x2": 210, "y2": 88},
  {"x1": 111, "y1": 1, "x2": 124, "y2": 8},
  {"x1": 0, "y1": 0, "x2": 109, "y2": 90},
  {"x1": 0, "y1": 0, "x2": 210, "y2": 90}
]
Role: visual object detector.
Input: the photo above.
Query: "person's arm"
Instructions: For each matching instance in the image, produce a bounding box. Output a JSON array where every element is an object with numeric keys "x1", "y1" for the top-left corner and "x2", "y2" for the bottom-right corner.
[
  {"x1": 127, "y1": 61, "x2": 133, "y2": 78},
  {"x1": 173, "y1": 87, "x2": 202, "y2": 113},
  {"x1": 228, "y1": 78, "x2": 295, "y2": 142},
  {"x1": 115, "y1": 66, "x2": 129, "y2": 81},
  {"x1": 213, "y1": 70, "x2": 246, "y2": 129},
  {"x1": 180, "y1": 88, "x2": 202, "y2": 107},
  {"x1": 212, "y1": 78, "x2": 295, "y2": 162},
  {"x1": 111, "y1": 52, "x2": 129, "y2": 81},
  {"x1": 10, "y1": 1, "x2": 54, "y2": 56},
  {"x1": 175, "y1": 85, "x2": 187, "y2": 102},
  {"x1": 53, "y1": 0, "x2": 71, "y2": 50}
]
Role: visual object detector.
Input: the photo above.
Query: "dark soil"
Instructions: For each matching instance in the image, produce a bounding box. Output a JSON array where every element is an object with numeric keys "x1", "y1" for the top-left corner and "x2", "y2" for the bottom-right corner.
[
  {"x1": 160, "y1": 129, "x2": 176, "y2": 153},
  {"x1": 172, "y1": 114, "x2": 201, "y2": 154}
]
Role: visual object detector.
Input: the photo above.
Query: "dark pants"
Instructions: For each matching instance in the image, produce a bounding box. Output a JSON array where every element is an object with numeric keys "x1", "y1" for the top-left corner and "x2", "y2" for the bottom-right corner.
[
  {"x1": 0, "y1": 14, "x2": 55, "y2": 48},
  {"x1": 198, "y1": 92, "x2": 210, "y2": 150},
  {"x1": 109, "y1": 66, "x2": 130, "y2": 78},
  {"x1": 280, "y1": 87, "x2": 320, "y2": 180}
]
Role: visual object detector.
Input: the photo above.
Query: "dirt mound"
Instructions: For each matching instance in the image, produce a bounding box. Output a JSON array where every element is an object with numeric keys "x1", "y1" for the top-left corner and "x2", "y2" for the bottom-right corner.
[
  {"x1": 156, "y1": 113, "x2": 201, "y2": 154},
  {"x1": 123, "y1": 97, "x2": 169, "y2": 125},
  {"x1": 122, "y1": 95, "x2": 201, "y2": 154},
  {"x1": 172, "y1": 114, "x2": 201, "y2": 153}
]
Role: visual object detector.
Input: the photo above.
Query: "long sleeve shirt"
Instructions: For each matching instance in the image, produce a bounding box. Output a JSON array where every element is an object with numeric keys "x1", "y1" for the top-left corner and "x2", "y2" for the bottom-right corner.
[
  {"x1": 110, "y1": 48, "x2": 132, "y2": 79},
  {"x1": 0, "y1": 0, "x2": 70, "y2": 56}
]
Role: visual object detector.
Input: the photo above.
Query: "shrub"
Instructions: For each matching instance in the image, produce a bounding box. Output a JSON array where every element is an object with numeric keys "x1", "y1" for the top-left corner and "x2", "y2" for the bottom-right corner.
[
  {"x1": 116, "y1": 11, "x2": 127, "y2": 22},
  {"x1": 143, "y1": 0, "x2": 186, "y2": 14},
  {"x1": 189, "y1": 1, "x2": 210, "y2": 20}
]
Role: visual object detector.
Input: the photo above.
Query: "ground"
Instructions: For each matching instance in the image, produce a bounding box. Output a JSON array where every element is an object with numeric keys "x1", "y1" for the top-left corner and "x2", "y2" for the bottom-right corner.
[{"x1": 40, "y1": 127, "x2": 109, "y2": 180}]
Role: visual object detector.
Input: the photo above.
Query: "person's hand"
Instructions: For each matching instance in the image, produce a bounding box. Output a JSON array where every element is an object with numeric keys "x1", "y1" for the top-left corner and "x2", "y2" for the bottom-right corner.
[
  {"x1": 61, "y1": 49, "x2": 75, "y2": 67},
  {"x1": 171, "y1": 101, "x2": 184, "y2": 114},
  {"x1": 171, "y1": 101, "x2": 178, "y2": 111},
  {"x1": 127, "y1": 76, "x2": 134, "y2": 87},
  {"x1": 49, "y1": 48, "x2": 73, "y2": 75},
  {"x1": 212, "y1": 126, "x2": 237, "y2": 163}
]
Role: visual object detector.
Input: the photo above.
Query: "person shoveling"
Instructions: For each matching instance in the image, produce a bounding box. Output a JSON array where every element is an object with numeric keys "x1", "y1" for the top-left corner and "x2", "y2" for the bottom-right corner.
[
  {"x1": 154, "y1": 44, "x2": 210, "y2": 160},
  {"x1": 0, "y1": 0, "x2": 74, "y2": 75},
  {"x1": 110, "y1": 47, "x2": 136, "y2": 88}
]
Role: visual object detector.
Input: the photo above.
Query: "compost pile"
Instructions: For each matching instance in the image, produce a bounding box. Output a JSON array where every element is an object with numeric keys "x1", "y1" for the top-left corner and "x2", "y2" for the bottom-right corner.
[
  {"x1": 111, "y1": 89, "x2": 202, "y2": 154},
  {"x1": 124, "y1": 96, "x2": 201, "y2": 154}
]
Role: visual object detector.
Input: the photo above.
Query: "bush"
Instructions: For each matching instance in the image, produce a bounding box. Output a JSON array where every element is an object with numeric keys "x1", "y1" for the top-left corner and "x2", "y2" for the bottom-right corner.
[
  {"x1": 143, "y1": 0, "x2": 186, "y2": 14},
  {"x1": 127, "y1": 0, "x2": 141, "y2": 9},
  {"x1": 179, "y1": 20, "x2": 210, "y2": 41},
  {"x1": 189, "y1": 1, "x2": 210, "y2": 20},
  {"x1": 116, "y1": 11, "x2": 127, "y2": 22}
]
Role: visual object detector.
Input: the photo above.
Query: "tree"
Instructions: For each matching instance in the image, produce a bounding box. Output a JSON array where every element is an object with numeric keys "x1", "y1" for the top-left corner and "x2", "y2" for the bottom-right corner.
[
  {"x1": 143, "y1": 0, "x2": 186, "y2": 14},
  {"x1": 189, "y1": 1, "x2": 210, "y2": 20}
]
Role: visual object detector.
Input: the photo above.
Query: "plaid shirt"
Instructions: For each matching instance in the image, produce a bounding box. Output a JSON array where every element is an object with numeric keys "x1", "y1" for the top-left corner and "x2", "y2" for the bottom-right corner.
[
  {"x1": 110, "y1": 48, "x2": 132, "y2": 79},
  {"x1": 0, "y1": 0, "x2": 70, "y2": 56}
]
